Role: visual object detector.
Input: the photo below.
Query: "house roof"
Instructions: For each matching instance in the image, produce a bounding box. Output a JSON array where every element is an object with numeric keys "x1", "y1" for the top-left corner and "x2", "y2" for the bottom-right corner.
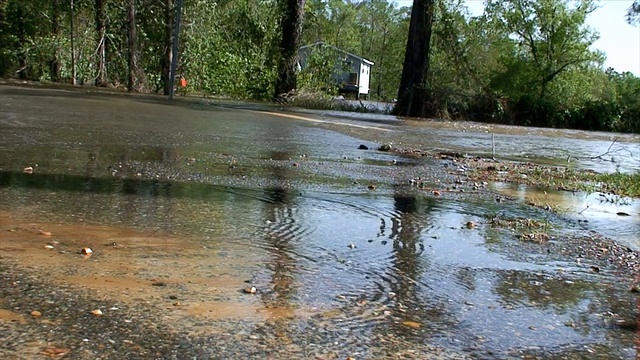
[{"x1": 299, "y1": 41, "x2": 375, "y2": 66}]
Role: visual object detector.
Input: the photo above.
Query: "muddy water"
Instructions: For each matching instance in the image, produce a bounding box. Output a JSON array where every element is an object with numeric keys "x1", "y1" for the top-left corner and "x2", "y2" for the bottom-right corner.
[{"x1": 1, "y1": 86, "x2": 638, "y2": 359}]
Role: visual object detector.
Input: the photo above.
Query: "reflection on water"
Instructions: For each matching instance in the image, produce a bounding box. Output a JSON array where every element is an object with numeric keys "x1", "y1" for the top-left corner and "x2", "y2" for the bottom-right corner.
[
  {"x1": 0, "y1": 86, "x2": 637, "y2": 358},
  {"x1": 259, "y1": 144, "x2": 299, "y2": 312},
  {"x1": 1, "y1": 172, "x2": 636, "y2": 357},
  {"x1": 394, "y1": 118, "x2": 640, "y2": 174},
  {"x1": 326, "y1": 109, "x2": 640, "y2": 174},
  {"x1": 490, "y1": 182, "x2": 640, "y2": 250}
]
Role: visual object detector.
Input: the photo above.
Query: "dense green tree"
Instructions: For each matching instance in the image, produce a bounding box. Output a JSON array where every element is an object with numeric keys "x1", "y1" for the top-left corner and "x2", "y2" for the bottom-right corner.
[
  {"x1": 95, "y1": 0, "x2": 107, "y2": 86},
  {"x1": 301, "y1": 0, "x2": 409, "y2": 100},
  {"x1": 485, "y1": 0, "x2": 601, "y2": 99},
  {"x1": 0, "y1": 0, "x2": 636, "y2": 133},
  {"x1": 50, "y1": 0, "x2": 61, "y2": 82},
  {"x1": 357, "y1": 0, "x2": 409, "y2": 100},
  {"x1": 126, "y1": 0, "x2": 138, "y2": 91}
]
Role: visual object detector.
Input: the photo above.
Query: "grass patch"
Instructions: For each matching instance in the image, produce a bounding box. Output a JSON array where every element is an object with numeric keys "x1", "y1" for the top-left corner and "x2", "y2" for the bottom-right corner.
[
  {"x1": 588, "y1": 171, "x2": 640, "y2": 197},
  {"x1": 289, "y1": 91, "x2": 392, "y2": 114},
  {"x1": 456, "y1": 158, "x2": 640, "y2": 198}
]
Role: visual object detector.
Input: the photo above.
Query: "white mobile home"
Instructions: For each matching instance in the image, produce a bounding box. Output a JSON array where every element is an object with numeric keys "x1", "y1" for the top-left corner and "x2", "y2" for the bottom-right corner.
[{"x1": 298, "y1": 42, "x2": 374, "y2": 100}]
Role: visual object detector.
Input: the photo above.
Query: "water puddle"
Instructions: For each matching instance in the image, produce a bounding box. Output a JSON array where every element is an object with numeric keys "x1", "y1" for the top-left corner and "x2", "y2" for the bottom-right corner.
[
  {"x1": 1, "y1": 174, "x2": 636, "y2": 358},
  {"x1": 490, "y1": 182, "x2": 640, "y2": 250}
]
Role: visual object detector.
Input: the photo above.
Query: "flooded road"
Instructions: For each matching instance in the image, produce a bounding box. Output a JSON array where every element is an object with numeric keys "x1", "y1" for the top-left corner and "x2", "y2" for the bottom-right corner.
[
  {"x1": 1, "y1": 86, "x2": 638, "y2": 359},
  {"x1": 294, "y1": 107, "x2": 640, "y2": 174}
]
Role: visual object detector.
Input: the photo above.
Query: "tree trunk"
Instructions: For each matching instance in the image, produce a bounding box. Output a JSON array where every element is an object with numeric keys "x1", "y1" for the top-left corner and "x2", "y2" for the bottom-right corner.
[
  {"x1": 95, "y1": 0, "x2": 107, "y2": 86},
  {"x1": 50, "y1": 0, "x2": 61, "y2": 82},
  {"x1": 274, "y1": 0, "x2": 306, "y2": 99},
  {"x1": 127, "y1": 0, "x2": 138, "y2": 91},
  {"x1": 70, "y1": 0, "x2": 76, "y2": 85},
  {"x1": 15, "y1": 5, "x2": 28, "y2": 80},
  {"x1": 162, "y1": 0, "x2": 173, "y2": 95},
  {"x1": 393, "y1": 0, "x2": 435, "y2": 117},
  {"x1": 376, "y1": 27, "x2": 388, "y2": 99}
]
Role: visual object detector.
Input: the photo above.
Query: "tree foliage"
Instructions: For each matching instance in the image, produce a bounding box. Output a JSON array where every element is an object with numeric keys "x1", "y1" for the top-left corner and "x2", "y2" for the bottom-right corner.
[
  {"x1": 485, "y1": 0, "x2": 600, "y2": 98},
  {"x1": 628, "y1": 0, "x2": 640, "y2": 25},
  {"x1": 0, "y1": 0, "x2": 637, "y2": 133}
]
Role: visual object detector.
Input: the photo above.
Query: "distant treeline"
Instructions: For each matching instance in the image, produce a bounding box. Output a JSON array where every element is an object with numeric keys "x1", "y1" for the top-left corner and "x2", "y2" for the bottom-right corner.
[{"x1": 0, "y1": 0, "x2": 638, "y2": 133}]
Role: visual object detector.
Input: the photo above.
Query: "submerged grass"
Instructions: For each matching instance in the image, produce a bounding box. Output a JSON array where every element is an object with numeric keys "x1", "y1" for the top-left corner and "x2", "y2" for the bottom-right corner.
[
  {"x1": 588, "y1": 171, "x2": 640, "y2": 197},
  {"x1": 456, "y1": 157, "x2": 640, "y2": 198},
  {"x1": 394, "y1": 147, "x2": 640, "y2": 198}
]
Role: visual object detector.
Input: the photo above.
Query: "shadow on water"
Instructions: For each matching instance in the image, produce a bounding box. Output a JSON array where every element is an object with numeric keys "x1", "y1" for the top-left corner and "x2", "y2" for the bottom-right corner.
[{"x1": 0, "y1": 170, "x2": 227, "y2": 200}]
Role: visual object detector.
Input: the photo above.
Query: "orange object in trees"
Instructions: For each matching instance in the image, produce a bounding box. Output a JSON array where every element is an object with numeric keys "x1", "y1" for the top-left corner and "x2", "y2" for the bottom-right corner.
[{"x1": 180, "y1": 77, "x2": 187, "y2": 87}]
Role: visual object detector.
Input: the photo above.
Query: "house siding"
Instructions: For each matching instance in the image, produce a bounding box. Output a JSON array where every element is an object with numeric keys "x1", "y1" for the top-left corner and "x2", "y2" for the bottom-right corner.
[{"x1": 298, "y1": 42, "x2": 374, "y2": 97}]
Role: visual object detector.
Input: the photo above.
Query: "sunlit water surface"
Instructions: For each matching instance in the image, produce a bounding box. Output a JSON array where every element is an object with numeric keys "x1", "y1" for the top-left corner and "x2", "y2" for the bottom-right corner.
[{"x1": 0, "y1": 86, "x2": 637, "y2": 358}]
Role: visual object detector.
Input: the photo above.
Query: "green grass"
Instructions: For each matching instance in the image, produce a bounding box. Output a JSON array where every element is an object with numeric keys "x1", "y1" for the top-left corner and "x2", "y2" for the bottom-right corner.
[
  {"x1": 589, "y1": 171, "x2": 640, "y2": 197},
  {"x1": 463, "y1": 159, "x2": 640, "y2": 198}
]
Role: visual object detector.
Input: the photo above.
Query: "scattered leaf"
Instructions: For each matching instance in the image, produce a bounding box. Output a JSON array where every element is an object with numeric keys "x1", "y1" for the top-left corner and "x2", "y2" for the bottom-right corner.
[
  {"x1": 90, "y1": 309, "x2": 103, "y2": 316},
  {"x1": 31, "y1": 310, "x2": 42, "y2": 317},
  {"x1": 39, "y1": 346, "x2": 70, "y2": 359},
  {"x1": 39, "y1": 230, "x2": 52, "y2": 236},
  {"x1": 44, "y1": 244, "x2": 54, "y2": 249},
  {"x1": 402, "y1": 321, "x2": 422, "y2": 329}
]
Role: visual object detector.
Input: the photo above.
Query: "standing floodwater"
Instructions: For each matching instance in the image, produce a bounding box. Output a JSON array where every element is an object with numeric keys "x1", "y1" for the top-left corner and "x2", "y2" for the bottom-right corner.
[{"x1": 0, "y1": 85, "x2": 638, "y2": 360}]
